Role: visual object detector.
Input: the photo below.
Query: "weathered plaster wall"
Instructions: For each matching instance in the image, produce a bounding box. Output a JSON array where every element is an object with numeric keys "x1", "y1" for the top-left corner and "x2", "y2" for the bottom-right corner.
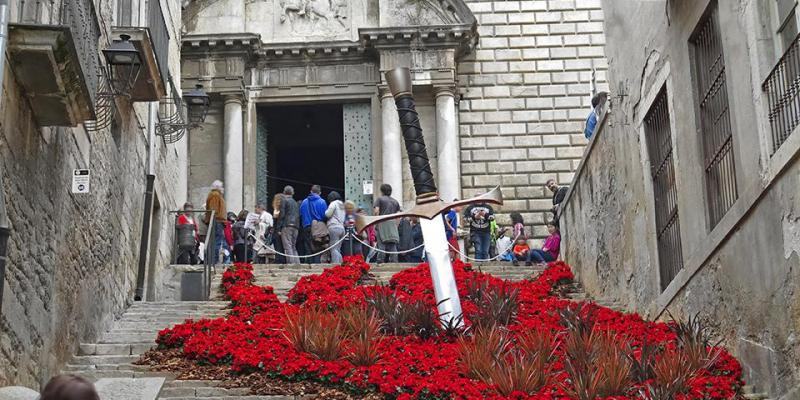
[
  {"x1": 0, "y1": 0, "x2": 187, "y2": 388},
  {"x1": 561, "y1": 0, "x2": 800, "y2": 396},
  {"x1": 458, "y1": 0, "x2": 607, "y2": 234}
]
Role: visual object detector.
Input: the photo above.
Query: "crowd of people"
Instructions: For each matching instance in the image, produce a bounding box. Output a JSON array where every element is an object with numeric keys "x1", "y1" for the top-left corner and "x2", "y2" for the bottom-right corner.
[{"x1": 174, "y1": 177, "x2": 570, "y2": 266}]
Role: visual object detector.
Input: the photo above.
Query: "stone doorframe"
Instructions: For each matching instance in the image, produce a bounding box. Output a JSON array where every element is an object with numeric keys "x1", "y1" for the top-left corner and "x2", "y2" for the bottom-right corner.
[{"x1": 180, "y1": 24, "x2": 476, "y2": 208}]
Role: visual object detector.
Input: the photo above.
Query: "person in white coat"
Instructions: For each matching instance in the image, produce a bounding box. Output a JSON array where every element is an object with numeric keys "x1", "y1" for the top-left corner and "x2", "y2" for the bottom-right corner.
[{"x1": 325, "y1": 191, "x2": 345, "y2": 264}]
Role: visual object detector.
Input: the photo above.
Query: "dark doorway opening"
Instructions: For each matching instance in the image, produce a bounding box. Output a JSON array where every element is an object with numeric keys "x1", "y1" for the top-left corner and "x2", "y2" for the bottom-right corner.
[{"x1": 264, "y1": 104, "x2": 345, "y2": 203}]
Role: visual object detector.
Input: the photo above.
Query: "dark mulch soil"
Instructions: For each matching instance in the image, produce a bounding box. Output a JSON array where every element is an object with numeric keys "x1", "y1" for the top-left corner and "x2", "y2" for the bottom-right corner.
[{"x1": 135, "y1": 349, "x2": 382, "y2": 399}]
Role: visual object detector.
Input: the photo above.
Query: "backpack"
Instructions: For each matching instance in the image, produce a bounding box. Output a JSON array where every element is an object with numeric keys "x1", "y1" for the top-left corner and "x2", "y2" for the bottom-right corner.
[{"x1": 311, "y1": 219, "x2": 330, "y2": 245}]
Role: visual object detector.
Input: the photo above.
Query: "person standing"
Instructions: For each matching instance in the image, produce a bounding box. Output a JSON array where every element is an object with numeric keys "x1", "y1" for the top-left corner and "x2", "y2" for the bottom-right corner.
[
  {"x1": 444, "y1": 201, "x2": 461, "y2": 261},
  {"x1": 325, "y1": 191, "x2": 345, "y2": 264},
  {"x1": 546, "y1": 179, "x2": 569, "y2": 220},
  {"x1": 271, "y1": 193, "x2": 286, "y2": 264},
  {"x1": 341, "y1": 201, "x2": 362, "y2": 257},
  {"x1": 249, "y1": 203, "x2": 273, "y2": 263},
  {"x1": 373, "y1": 184, "x2": 401, "y2": 263},
  {"x1": 176, "y1": 202, "x2": 199, "y2": 265},
  {"x1": 232, "y1": 210, "x2": 250, "y2": 263},
  {"x1": 203, "y1": 180, "x2": 226, "y2": 265},
  {"x1": 397, "y1": 217, "x2": 413, "y2": 262},
  {"x1": 279, "y1": 185, "x2": 301, "y2": 264},
  {"x1": 464, "y1": 202, "x2": 495, "y2": 261},
  {"x1": 408, "y1": 217, "x2": 424, "y2": 263},
  {"x1": 299, "y1": 185, "x2": 328, "y2": 264}
]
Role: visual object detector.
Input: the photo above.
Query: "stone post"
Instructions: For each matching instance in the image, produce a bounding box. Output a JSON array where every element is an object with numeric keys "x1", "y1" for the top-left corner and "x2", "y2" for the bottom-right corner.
[
  {"x1": 435, "y1": 85, "x2": 460, "y2": 202},
  {"x1": 381, "y1": 88, "x2": 404, "y2": 203},
  {"x1": 223, "y1": 95, "x2": 244, "y2": 213}
]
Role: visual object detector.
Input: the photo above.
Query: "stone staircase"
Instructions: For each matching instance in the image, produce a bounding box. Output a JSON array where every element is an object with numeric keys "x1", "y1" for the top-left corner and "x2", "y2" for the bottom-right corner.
[
  {"x1": 211, "y1": 263, "x2": 543, "y2": 300},
  {"x1": 62, "y1": 262, "x2": 539, "y2": 399}
]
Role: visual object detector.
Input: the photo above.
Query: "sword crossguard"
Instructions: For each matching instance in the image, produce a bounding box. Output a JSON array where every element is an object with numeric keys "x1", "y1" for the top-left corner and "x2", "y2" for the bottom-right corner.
[{"x1": 355, "y1": 186, "x2": 503, "y2": 233}]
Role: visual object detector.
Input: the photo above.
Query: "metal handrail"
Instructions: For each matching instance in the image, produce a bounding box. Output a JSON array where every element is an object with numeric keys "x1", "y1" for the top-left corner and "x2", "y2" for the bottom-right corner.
[{"x1": 170, "y1": 209, "x2": 216, "y2": 300}]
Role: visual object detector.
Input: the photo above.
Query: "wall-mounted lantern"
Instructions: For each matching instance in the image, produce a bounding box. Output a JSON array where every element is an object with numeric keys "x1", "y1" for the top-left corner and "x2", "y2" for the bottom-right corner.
[
  {"x1": 183, "y1": 84, "x2": 211, "y2": 124},
  {"x1": 102, "y1": 34, "x2": 142, "y2": 96}
]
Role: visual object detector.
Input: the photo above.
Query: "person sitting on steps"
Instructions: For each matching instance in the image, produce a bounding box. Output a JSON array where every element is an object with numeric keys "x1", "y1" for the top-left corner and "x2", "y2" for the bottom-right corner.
[{"x1": 528, "y1": 220, "x2": 561, "y2": 266}]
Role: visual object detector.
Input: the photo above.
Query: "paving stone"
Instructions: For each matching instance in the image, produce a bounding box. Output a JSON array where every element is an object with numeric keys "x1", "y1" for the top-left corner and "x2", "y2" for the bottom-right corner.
[
  {"x1": 0, "y1": 386, "x2": 39, "y2": 400},
  {"x1": 94, "y1": 378, "x2": 164, "y2": 400}
]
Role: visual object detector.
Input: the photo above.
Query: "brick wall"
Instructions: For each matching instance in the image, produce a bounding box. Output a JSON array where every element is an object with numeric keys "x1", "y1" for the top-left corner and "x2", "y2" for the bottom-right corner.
[{"x1": 458, "y1": 0, "x2": 608, "y2": 237}]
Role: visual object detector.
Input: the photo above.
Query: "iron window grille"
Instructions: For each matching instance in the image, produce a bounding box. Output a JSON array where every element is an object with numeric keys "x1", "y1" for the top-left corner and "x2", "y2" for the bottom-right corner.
[
  {"x1": 690, "y1": 2, "x2": 739, "y2": 229},
  {"x1": 644, "y1": 86, "x2": 684, "y2": 291},
  {"x1": 763, "y1": 31, "x2": 800, "y2": 154}
]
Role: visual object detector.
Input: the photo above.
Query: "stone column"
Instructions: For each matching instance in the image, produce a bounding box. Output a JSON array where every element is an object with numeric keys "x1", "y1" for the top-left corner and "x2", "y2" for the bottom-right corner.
[
  {"x1": 381, "y1": 89, "x2": 404, "y2": 203},
  {"x1": 435, "y1": 86, "x2": 460, "y2": 202},
  {"x1": 224, "y1": 95, "x2": 244, "y2": 213}
]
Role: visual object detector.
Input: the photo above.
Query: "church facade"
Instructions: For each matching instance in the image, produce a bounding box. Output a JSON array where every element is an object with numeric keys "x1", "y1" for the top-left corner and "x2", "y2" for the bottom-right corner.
[{"x1": 181, "y1": 0, "x2": 607, "y2": 235}]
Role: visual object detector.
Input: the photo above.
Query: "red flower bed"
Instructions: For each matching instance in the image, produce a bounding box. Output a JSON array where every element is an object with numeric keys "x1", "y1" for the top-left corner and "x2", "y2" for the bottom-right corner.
[{"x1": 155, "y1": 258, "x2": 744, "y2": 399}]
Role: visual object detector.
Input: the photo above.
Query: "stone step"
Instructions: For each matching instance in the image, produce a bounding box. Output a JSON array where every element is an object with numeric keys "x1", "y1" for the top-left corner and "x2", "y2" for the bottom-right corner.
[
  {"x1": 159, "y1": 386, "x2": 251, "y2": 398},
  {"x1": 66, "y1": 370, "x2": 176, "y2": 381},
  {"x1": 79, "y1": 343, "x2": 156, "y2": 356},
  {"x1": 69, "y1": 355, "x2": 142, "y2": 366}
]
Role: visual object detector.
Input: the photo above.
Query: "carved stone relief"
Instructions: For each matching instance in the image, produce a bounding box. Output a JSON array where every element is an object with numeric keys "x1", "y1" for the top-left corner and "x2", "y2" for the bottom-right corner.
[
  {"x1": 271, "y1": 0, "x2": 351, "y2": 38},
  {"x1": 382, "y1": 0, "x2": 459, "y2": 26}
]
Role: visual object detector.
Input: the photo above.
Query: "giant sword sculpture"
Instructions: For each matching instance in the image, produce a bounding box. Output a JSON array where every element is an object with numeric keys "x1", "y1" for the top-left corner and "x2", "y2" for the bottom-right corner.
[{"x1": 357, "y1": 67, "x2": 503, "y2": 326}]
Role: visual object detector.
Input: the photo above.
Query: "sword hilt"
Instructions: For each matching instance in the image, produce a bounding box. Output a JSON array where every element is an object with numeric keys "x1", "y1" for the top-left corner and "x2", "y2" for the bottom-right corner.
[{"x1": 385, "y1": 68, "x2": 438, "y2": 202}]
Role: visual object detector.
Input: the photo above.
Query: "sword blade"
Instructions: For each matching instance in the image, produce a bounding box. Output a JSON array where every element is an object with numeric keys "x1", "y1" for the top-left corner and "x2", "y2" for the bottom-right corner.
[{"x1": 419, "y1": 216, "x2": 463, "y2": 327}]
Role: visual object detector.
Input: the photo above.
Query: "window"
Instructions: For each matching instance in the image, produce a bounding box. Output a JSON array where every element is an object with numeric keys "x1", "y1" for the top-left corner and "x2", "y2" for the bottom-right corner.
[
  {"x1": 690, "y1": 2, "x2": 738, "y2": 229},
  {"x1": 777, "y1": 0, "x2": 800, "y2": 52},
  {"x1": 644, "y1": 87, "x2": 684, "y2": 291},
  {"x1": 763, "y1": 0, "x2": 800, "y2": 154}
]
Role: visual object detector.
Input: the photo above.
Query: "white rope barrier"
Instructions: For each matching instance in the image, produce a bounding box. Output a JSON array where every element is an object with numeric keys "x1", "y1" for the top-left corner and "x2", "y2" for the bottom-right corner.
[
  {"x1": 245, "y1": 228, "x2": 521, "y2": 263},
  {"x1": 249, "y1": 231, "x2": 350, "y2": 260},
  {"x1": 448, "y1": 233, "x2": 521, "y2": 263},
  {"x1": 351, "y1": 234, "x2": 426, "y2": 255}
]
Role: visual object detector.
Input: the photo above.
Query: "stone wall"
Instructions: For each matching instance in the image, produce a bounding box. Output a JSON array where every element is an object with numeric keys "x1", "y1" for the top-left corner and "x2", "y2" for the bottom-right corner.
[
  {"x1": 560, "y1": 0, "x2": 800, "y2": 397},
  {"x1": 457, "y1": 0, "x2": 607, "y2": 236},
  {"x1": 0, "y1": 0, "x2": 187, "y2": 389}
]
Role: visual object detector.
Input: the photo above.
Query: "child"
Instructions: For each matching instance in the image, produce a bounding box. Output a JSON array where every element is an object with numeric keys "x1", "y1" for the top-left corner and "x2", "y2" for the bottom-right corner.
[
  {"x1": 510, "y1": 213, "x2": 530, "y2": 266},
  {"x1": 495, "y1": 228, "x2": 513, "y2": 262},
  {"x1": 529, "y1": 220, "x2": 561, "y2": 266}
]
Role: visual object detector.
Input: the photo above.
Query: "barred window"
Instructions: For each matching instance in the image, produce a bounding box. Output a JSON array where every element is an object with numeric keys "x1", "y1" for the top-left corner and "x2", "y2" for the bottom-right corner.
[
  {"x1": 690, "y1": 2, "x2": 739, "y2": 229},
  {"x1": 763, "y1": 1, "x2": 800, "y2": 154},
  {"x1": 644, "y1": 87, "x2": 684, "y2": 291}
]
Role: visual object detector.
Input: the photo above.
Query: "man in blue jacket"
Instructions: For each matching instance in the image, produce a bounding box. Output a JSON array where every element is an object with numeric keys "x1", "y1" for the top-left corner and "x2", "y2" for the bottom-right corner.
[{"x1": 299, "y1": 184, "x2": 328, "y2": 264}]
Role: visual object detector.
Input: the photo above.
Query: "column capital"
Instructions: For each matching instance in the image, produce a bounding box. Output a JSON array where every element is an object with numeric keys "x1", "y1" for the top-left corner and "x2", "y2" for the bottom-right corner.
[
  {"x1": 378, "y1": 85, "x2": 394, "y2": 100},
  {"x1": 433, "y1": 85, "x2": 457, "y2": 98},
  {"x1": 222, "y1": 92, "x2": 245, "y2": 105}
]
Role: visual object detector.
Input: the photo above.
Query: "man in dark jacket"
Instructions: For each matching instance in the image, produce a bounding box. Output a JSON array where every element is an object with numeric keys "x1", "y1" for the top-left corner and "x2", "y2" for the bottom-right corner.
[
  {"x1": 546, "y1": 179, "x2": 569, "y2": 221},
  {"x1": 278, "y1": 185, "x2": 301, "y2": 264},
  {"x1": 464, "y1": 202, "x2": 495, "y2": 260},
  {"x1": 299, "y1": 185, "x2": 328, "y2": 264}
]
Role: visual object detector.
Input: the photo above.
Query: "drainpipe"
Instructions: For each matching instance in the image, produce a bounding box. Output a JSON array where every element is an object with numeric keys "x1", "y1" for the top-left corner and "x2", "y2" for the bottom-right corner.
[
  {"x1": 0, "y1": 0, "x2": 12, "y2": 314},
  {"x1": 134, "y1": 103, "x2": 158, "y2": 301}
]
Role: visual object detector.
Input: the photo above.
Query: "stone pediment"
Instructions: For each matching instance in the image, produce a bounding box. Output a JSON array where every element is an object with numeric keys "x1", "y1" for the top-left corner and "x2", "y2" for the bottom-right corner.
[{"x1": 182, "y1": 0, "x2": 475, "y2": 43}]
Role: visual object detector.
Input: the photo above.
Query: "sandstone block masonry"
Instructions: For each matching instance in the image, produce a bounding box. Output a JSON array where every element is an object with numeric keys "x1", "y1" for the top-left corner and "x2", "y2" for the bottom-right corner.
[{"x1": 458, "y1": 0, "x2": 608, "y2": 236}]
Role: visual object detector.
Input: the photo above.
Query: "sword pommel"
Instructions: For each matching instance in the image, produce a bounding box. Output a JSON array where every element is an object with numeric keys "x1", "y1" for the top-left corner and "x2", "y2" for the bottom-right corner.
[{"x1": 386, "y1": 67, "x2": 413, "y2": 98}]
